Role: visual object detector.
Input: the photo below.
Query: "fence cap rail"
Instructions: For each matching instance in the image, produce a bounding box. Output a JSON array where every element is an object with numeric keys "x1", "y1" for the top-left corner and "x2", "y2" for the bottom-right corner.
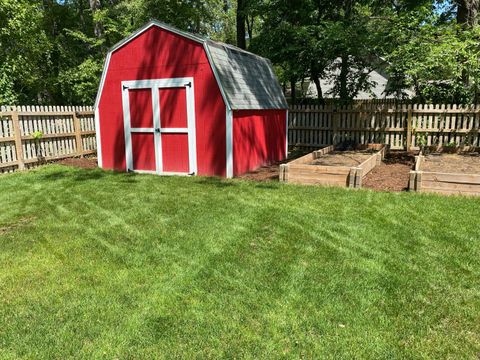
[{"x1": 0, "y1": 111, "x2": 95, "y2": 117}]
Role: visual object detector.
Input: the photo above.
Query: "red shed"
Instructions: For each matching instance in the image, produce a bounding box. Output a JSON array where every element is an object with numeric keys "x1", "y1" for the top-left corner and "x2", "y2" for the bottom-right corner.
[{"x1": 95, "y1": 20, "x2": 288, "y2": 178}]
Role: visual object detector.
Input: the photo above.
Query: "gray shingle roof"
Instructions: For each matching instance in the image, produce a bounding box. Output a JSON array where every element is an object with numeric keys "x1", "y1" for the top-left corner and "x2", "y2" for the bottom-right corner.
[{"x1": 206, "y1": 41, "x2": 288, "y2": 110}]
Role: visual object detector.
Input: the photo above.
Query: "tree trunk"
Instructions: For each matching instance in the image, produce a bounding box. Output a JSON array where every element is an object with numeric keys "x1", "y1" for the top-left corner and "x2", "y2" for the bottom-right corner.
[
  {"x1": 290, "y1": 78, "x2": 296, "y2": 106},
  {"x1": 246, "y1": 15, "x2": 254, "y2": 44},
  {"x1": 312, "y1": 76, "x2": 323, "y2": 104},
  {"x1": 89, "y1": 0, "x2": 103, "y2": 39},
  {"x1": 457, "y1": 0, "x2": 479, "y2": 26},
  {"x1": 236, "y1": 0, "x2": 247, "y2": 49},
  {"x1": 339, "y1": 56, "x2": 349, "y2": 101}
]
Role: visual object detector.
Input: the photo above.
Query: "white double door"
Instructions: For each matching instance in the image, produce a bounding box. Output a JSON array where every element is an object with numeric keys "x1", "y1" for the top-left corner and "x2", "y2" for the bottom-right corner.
[{"x1": 122, "y1": 77, "x2": 197, "y2": 175}]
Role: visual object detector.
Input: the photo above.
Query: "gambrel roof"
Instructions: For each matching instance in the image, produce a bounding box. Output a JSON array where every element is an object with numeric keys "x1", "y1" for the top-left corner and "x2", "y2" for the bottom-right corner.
[{"x1": 95, "y1": 20, "x2": 288, "y2": 111}]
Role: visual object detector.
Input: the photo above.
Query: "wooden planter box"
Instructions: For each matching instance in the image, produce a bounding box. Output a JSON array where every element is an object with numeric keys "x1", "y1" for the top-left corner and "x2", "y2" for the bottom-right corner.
[
  {"x1": 410, "y1": 155, "x2": 480, "y2": 196},
  {"x1": 280, "y1": 144, "x2": 386, "y2": 188}
]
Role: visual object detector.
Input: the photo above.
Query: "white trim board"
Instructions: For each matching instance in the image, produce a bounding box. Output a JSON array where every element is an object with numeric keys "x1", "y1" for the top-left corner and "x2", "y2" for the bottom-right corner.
[
  {"x1": 285, "y1": 109, "x2": 289, "y2": 158},
  {"x1": 122, "y1": 77, "x2": 197, "y2": 176},
  {"x1": 94, "y1": 107, "x2": 103, "y2": 168},
  {"x1": 226, "y1": 107, "x2": 233, "y2": 178}
]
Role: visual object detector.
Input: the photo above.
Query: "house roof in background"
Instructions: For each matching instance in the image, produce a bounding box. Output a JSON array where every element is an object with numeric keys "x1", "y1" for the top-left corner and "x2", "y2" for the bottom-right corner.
[{"x1": 304, "y1": 59, "x2": 415, "y2": 100}]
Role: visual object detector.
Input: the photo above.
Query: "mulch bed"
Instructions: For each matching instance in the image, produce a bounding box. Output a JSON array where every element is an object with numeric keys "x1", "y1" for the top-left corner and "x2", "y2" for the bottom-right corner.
[
  {"x1": 362, "y1": 152, "x2": 415, "y2": 192},
  {"x1": 239, "y1": 151, "x2": 416, "y2": 192},
  {"x1": 58, "y1": 157, "x2": 98, "y2": 169}
]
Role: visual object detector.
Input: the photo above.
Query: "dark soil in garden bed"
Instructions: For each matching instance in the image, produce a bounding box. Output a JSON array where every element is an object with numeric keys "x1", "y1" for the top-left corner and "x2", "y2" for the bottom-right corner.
[
  {"x1": 362, "y1": 152, "x2": 415, "y2": 192},
  {"x1": 58, "y1": 157, "x2": 98, "y2": 169},
  {"x1": 422, "y1": 153, "x2": 480, "y2": 174},
  {"x1": 309, "y1": 150, "x2": 377, "y2": 167}
]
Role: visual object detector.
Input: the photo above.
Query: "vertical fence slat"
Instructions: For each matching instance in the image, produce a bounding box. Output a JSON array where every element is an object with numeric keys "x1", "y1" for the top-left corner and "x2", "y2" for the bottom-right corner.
[
  {"x1": 11, "y1": 110, "x2": 25, "y2": 170},
  {"x1": 73, "y1": 109, "x2": 83, "y2": 157}
]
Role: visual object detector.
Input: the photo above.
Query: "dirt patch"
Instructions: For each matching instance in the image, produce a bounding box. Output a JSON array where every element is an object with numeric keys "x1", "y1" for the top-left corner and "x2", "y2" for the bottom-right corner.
[
  {"x1": 58, "y1": 157, "x2": 98, "y2": 169},
  {"x1": 309, "y1": 150, "x2": 376, "y2": 167},
  {"x1": 363, "y1": 152, "x2": 415, "y2": 192},
  {"x1": 237, "y1": 150, "x2": 309, "y2": 182},
  {"x1": 0, "y1": 217, "x2": 35, "y2": 235},
  {"x1": 237, "y1": 161, "x2": 285, "y2": 182},
  {"x1": 422, "y1": 154, "x2": 480, "y2": 174}
]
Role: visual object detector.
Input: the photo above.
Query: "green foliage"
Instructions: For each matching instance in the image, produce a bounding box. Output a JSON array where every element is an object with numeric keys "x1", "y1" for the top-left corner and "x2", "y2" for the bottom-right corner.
[
  {"x1": 58, "y1": 58, "x2": 103, "y2": 105},
  {"x1": 31, "y1": 131, "x2": 43, "y2": 140},
  {"x1": 0, "y1": 64, "x2": 18, "y2": 105},
  {"x1": 0, "y1": 0, "x2": 235, "y2": 106},
  {"x1": 1, "y1": 0, "x2": 480, "y2": 104},
  {"x1": 0, "y1": 0, "x2": 51, "y2": 105},
  {"x1": 385, "y1": 11, "x2": 480, "y2": 103},
  {"x1": 252, "y1": 1, "x2": 404, "y2": 101}
]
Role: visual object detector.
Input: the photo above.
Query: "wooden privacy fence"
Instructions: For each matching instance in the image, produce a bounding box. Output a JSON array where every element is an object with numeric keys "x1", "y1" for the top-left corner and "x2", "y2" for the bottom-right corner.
[
  {"x1": 0, "y1": 106, "x2": 96, "y2": 173},
  {"x1": 288, "y1": 104, "x2": 480, "y2": 151}
]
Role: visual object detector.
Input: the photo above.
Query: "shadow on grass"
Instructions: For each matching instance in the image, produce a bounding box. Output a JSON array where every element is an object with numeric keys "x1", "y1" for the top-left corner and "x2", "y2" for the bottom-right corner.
[
  {"x1": 194, "y1": 176, "x2": 237, "y2": 188},
  {"x1": 253, "y1": 182, "x2": 280, "y2": 190},
  {"x1": 39, "y1": 167, "x2": 139, "y2": 184}
]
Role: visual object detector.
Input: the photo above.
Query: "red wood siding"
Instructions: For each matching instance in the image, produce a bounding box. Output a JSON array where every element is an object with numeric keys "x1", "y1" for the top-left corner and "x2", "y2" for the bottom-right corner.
[
  {"x1": 98, "y1": 26, "x2": 226, "y2": 176},
  {"x1": 233, "y1": 109, "x2": 287, "y2": 176},
  {"x1": 129, "y1": 89, "x2": 153, "y2": 128},
  {"x1": 162, "y1": 133, "x2": 190, "y2": 173},
  {"x1": 131, "y1": 133, "x2": 156, "y2": 171}
]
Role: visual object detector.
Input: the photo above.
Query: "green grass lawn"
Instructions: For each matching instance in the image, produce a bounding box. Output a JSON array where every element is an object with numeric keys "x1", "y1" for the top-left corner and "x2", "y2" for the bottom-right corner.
[{"x1": 0, "y1": 165, "x2": 479, "y2": 359}]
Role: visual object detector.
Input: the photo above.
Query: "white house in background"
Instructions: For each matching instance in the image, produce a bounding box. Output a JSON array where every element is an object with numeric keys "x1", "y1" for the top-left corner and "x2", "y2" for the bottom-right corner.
[{"x1": 296, "y1": 58, "x2": 415, "y2": 100}]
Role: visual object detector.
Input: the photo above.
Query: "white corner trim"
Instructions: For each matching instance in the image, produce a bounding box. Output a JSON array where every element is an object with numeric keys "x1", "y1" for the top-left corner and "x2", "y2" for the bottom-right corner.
[
  {"x1": 94, "y1": 107, "x2": 103, "y2": 168},
  {"x1": 94, "y1": 52, "x2": 112, "y2": 110},
  {"x1": 285, "y1": 109, "x2": 289, "y2": 159},
  {"x1": 226, "y1": 107, "x2": 233, "y2": 178}
]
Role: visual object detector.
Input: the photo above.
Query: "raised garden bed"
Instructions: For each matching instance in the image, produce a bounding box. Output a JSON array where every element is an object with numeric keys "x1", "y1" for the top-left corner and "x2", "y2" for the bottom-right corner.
[
  {"x1": 279, "y1": 144, "x2": 386, "y2": 187},
  {"x1": 409, "y1": 153, "x2": 480, "y2": 196}
]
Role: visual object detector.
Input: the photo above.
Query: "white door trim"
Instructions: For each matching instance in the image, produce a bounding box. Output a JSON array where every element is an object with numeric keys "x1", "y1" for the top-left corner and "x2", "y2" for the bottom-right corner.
[
  {"x1": 130, "y1": 127, "x2": 157, "y2": 133},
  {"x1": 226, "y1": 107, "x2": 233, "y2": 178},
  {"x1": 122, "y1": 77, "x2": 197, "y2": 175},
  {"x1": 285, "y1": 109, "x2": 289, "y2": 158}
]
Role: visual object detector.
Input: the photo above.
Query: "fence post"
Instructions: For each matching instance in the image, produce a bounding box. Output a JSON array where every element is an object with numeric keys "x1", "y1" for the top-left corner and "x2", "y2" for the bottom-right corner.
[
  {"x1": 406, "y1": 108, "x2": 413, "y2": 151},
  {"x1": 332, "y1": 108, "x2": 338, "y2": 145},
  {"x1": 73, "y1": 110, "x2": 83, "y2": 157},
  {"x1": 11, "y1": 110, "x2": 25, "y2": 170}
]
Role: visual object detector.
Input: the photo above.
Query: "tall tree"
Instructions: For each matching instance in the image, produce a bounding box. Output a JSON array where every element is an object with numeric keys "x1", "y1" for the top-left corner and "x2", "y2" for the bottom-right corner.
[
  {"x1": 89, "y1": 0, "x2": 104, "y2": 39},
  {"x1": 236, "y1": 0, "x2": 246, "y2": 48},
  {"x1": 0, "y1": 0, "x2": 51, "y2": 104},
  {"x1": 457, "y1": 0, "x2": 479, "y2": 25}
]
